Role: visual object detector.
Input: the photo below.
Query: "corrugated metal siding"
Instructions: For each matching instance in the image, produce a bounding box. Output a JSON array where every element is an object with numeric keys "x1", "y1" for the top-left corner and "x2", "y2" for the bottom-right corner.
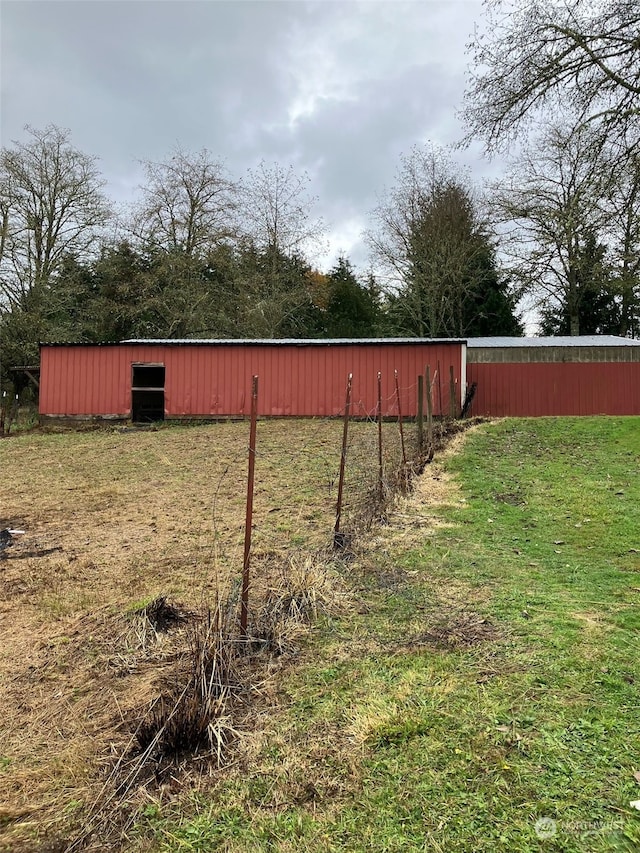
[
  {"x1": 468, "y1": 362, "x2": 640, "y2": 416},
  {"x1": 468, "y1": 345, "x2": 640, "y2": 363},
  {"x1": 468, "y1": 335, "x2": 640, "y2": 350},
  {"x1": 39, "y1": 342, "x2": 463, "y2": 418}
]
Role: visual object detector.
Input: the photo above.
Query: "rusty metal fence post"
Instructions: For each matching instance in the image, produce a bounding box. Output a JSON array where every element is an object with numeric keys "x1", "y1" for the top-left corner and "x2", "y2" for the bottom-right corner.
[
  {"x1": 334, "y1": 373, "x2": 352, "y2": 547},
  {"x1": 417, "y1": 375, "x2": 424, "y2": 450},
  {"x1": 377, "y1": 371, "x2": 384, "y2": 502},
  {"x1": 240, "y1": 375, "x2": 259, "y2": 638}
]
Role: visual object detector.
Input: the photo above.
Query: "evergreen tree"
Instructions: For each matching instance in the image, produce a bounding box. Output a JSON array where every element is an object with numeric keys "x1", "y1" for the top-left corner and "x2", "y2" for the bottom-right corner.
[
  {"x1": 368, "y1": 146, "x2": 521, "y2": 338},
  {"x1": 324, "y1": 257, "x2": 380, "y2": 337},
  {"x1": 457, "y1": 243, "x2": 522, "y2": 336},
  {"x1": 233, "y1": 243, "x2": 324, "y2": 338},
  {"x1": 539, "y1": 231, "x2": 619, "y2": 335}
]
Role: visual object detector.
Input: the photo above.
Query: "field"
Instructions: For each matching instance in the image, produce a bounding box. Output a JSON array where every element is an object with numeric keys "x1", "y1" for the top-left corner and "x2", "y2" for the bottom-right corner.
[
  {"x1": 1, "y1": 417, "x2": 639, "y2": 851},
  {"x1": 0, "y1": 417, "x2": 407, "y2": 851}
]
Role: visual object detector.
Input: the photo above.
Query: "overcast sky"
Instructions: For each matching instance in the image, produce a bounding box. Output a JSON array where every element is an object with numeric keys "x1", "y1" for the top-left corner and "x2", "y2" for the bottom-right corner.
[{"x1": 1, "y1": 0, "x2": 501, "y2": 272}]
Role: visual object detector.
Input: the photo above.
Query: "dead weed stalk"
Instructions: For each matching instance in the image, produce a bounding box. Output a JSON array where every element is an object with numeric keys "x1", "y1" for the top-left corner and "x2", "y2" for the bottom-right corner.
[
  {"x1": 134, "y1": 607, "x2": 241, "y2": 763},
  {"x1": 250, "y1": 554, "x2": 349, "y2": 654},
  {"x1": 67, "y1": 552, "x2": 347, "y2": 851}
]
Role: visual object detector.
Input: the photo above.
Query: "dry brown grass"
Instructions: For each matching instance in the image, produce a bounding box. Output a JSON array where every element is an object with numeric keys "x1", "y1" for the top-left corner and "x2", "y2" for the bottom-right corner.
[
  {"x1": 360, "y1": 424, "x2": 484, "y2": 567},
  {"x1": 0, "y1": 419, "x2": 389, "y2": 850}
]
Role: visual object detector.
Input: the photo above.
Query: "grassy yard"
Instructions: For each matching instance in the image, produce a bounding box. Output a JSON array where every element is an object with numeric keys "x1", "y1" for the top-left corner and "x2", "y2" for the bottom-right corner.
[
  {"x1": 132, "y1": 417, "x2": 639, "y2": 853},
  {"x1": 1, "y1": 417, "x2": 639, "y2": 851}
]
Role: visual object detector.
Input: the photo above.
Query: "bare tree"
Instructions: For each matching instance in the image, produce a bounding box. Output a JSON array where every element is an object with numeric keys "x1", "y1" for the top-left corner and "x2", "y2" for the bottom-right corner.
[
  {"x1": 490, "y1": 124, "x2": 613, "y2": 335},
  {"x1": 367, "y1": 145, "x2": 448, "y2": 291},
  {"x1": 239, "y1": 161, "x2": 324, "y2": 259},
  {"x1": 463, "y1": 0, "x2": 640, "y2": 156},
  {"x1": 0, "y1": 190, "x2": 9, "y2": 278},
  {"x1": 0, "y1": 125, "x2": 111, "y2": 309},
  {"x1": 235, "y1": 161, "x2": 326, "y2": 337},
  {"x1": 132, "y1": 148, "x2": 238, "y2": 258},
  {"x1": 603, "y1": 154, "x2": 640, "y2": 335}
]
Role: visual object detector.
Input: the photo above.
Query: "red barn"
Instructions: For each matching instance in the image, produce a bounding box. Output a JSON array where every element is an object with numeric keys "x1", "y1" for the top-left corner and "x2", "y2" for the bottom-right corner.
[
  {"x1": 39, "y1": 338, "x2": 466, "y2": 422},
  {"x1": 467, "y1": 336, "x2": 640, "y2": 416}
]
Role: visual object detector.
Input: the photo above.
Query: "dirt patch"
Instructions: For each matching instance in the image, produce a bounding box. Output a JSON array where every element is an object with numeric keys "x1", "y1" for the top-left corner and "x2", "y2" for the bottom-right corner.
[{"x1": 399, "y1": 611, "x2": 501, "y2": 651}]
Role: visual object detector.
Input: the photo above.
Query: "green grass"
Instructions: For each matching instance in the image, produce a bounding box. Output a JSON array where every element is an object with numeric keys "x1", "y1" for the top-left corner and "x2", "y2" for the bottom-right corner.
[{"x1": 71, "y1": 418, "x2": 640, "y2": 850}]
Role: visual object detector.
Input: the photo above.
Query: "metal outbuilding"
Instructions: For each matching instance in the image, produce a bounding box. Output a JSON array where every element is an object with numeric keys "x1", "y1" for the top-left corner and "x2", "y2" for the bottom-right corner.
[
  {"x1": 39, "y1": 338, "x2": 466, "y2": 422},
  {"x1": 467, "y1": 336, "x2": 640, "y2": 416}
]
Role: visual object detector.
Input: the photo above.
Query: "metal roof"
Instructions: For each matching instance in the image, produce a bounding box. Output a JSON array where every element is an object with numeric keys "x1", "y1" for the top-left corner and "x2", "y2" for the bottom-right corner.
[
  {"x1": 121, "y1": 337, "x2": 467, "y2": 346},
  {"x1": 468, "y1": 336, "x2": 640, "y2": 348},
  {"x1": 40, "y1": 337, "x2": 466, "y2": 347}
]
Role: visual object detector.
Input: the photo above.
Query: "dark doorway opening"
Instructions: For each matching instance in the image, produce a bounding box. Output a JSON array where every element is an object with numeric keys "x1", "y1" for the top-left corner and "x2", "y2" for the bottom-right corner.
[
  {"x1": 132, "y1": 363, "x2": 165, "y2": 423},
  {"x1": 132, "y1": 364, "x2": 165, "y2": 389},
  {"x1": 132, "y1": 389, "x2": 165, "y2": 423}
]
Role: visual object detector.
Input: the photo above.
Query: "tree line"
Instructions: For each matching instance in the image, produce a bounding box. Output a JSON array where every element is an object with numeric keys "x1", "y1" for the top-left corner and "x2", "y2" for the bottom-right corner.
[
  {"x1": 2, "y1": 0, "x2": 639, "y2": 390},
  {"x1": 0, "y1": 129, "x2": 520, "y2": 389}
]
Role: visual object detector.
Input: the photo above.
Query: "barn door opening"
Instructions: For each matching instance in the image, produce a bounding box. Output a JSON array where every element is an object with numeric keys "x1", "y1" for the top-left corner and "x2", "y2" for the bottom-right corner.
[{"x1": 131, "y1": 364, "x2": 165, "y2": 423}]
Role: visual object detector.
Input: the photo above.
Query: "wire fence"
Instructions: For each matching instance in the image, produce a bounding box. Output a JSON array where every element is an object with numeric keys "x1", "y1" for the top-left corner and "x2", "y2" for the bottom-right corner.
[
  {"x1": 226, "y1": 366, "x2": 463, "y2": 627},
  {"x1": 0, "y1": 367, "x2": 461, "y2": 614},
  {"x1": 0, "y1": 365, "x2": 466, "y2": 843}
]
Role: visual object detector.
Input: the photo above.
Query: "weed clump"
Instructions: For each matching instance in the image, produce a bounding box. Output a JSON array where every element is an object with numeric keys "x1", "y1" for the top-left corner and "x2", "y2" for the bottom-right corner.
[
  {"x1": 250, "y1": 554, "x2": 348, "y2": 655},
  {"x1": 135, "y1": 596, "x2": 188, "y2": 633},
  {"x1": 135, "y1": 608, "x2": 239, "y2": 765}
]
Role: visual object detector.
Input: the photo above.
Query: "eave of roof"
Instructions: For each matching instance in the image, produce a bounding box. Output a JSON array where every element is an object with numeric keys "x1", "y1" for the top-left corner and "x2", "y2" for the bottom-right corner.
[
  {"x1": 40, "y1": 337, "x2": 467, "y2": 347},
  {"x1": 467, "y1": 336, "x2": 640, "y2": 348}
]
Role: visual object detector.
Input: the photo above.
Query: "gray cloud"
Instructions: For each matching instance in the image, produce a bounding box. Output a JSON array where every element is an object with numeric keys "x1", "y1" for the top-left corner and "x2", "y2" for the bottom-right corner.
[{"x1": 1, "y1": 0, "x2": 496, "y2": 272}]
